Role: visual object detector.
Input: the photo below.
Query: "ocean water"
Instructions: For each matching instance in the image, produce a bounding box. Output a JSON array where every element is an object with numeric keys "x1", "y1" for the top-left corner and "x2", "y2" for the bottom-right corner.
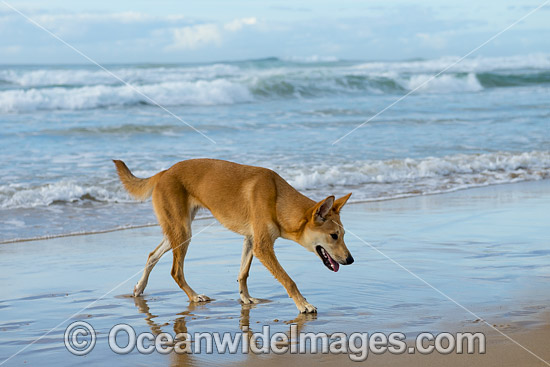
[{"x1": 0, "y1": 54, "x2": 549, "y2": 241}]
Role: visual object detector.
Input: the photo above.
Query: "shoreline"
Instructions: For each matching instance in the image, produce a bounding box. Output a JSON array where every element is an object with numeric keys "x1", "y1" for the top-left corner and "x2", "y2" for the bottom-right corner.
[
  {"x1": 1, "y1": 178, "x2": 549, "y2": 366},
  {"x1": 2, "y1": 178, "x2": 546, "y2": 245}
]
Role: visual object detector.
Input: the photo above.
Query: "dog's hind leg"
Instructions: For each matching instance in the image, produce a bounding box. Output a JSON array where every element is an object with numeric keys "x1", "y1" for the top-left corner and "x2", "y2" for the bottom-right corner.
[
  {"x1": 238, "y1": 236, "x2": 260, "y2": 304},
  {"x1": 134, "y1": 237, "x2": 171, "y2": 296},
  {"x1": 154, "y1": 180, "x2": 209, "y2": 303}
]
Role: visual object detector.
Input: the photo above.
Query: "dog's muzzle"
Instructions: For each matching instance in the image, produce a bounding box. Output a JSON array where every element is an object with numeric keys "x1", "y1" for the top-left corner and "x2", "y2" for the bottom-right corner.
[{"x1": 316, "y1": 246, "x2": 339, "y2": 272}]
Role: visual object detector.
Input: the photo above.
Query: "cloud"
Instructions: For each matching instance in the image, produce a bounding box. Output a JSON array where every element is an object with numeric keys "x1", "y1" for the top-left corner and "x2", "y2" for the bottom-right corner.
[
  {"x1": 12, "y1": 11, "x2": 185, "y2": 24},
  {"x1": 170, "y1": 24, "x2": 221, "y2": 50},
  {"x1": 168, "y1": 17, "x2": 258, "y2": 50},
  {"x1": 4, "y1": 2, "x2": 547, "y2": 64},
  {"x1": 0, "y1": 10, "x2": 190, "y2": 43},
  {"x1": 415, "y1": 32, "x2": 448, "y2": 50},
  {"x1": 224, "y1": 17, "x2": 257, "y2": 31}
]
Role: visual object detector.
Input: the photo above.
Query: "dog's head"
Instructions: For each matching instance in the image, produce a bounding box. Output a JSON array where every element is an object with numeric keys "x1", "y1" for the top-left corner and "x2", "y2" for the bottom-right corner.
[{"x1": 299, "y1": 193, "x2": 354, "y2": 272}]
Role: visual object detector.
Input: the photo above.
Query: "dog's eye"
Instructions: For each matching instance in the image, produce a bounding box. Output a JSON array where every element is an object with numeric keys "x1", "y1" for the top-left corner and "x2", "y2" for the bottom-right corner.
[{"x1": 330, "y1": 233, "x2": 338, "y2": 240}]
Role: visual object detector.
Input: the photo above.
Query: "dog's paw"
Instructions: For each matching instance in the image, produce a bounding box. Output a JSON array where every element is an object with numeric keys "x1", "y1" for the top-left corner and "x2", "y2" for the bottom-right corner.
[
  {"x1": 133, "y1": 284, "x2": 144, "y2": 297},
  {"x1": 192, "y1": 294, "x2": 211, "y2": 303},
  {"x1": 298, "y1": 302, "x2": 317, "y2": 314},
  {"x1": 240, "y1": 296, "x2": 261, "y2": 304}
]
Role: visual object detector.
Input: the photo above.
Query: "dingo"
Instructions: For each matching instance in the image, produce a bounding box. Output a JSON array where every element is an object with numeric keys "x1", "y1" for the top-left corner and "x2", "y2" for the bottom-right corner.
[{"x1": 114, "y1": 159, "x2": 354, "y2": 313}]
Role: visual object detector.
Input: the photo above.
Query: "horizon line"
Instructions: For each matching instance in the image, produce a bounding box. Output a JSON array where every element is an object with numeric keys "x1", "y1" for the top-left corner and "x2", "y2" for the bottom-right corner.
[{"x1": 1, "y1": 52, "x2": 544, "y2": 67}]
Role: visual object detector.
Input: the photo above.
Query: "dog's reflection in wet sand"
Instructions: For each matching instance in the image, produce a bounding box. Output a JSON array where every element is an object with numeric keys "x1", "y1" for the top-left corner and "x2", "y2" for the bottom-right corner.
[{"x1": 132, "y1": 296, "x2": 315, "y2": 366}]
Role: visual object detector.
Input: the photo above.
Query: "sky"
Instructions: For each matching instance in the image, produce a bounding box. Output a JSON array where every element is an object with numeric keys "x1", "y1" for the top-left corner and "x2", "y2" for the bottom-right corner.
[{"x1": 0, "y1": 0, "x2": 549, "y2": 64}]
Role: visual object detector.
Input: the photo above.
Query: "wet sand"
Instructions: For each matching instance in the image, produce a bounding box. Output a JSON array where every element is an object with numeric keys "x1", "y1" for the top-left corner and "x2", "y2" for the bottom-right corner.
[{"x1": 1, "y1": 180, "x2": 549, "y2": 366}]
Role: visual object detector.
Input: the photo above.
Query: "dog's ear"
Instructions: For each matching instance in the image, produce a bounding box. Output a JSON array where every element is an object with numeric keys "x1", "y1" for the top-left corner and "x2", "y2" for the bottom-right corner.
[
  {"x1": 312, "y1": 196, "x2": 335, "y2": 224},
  {"x1": 333, "y1": 193, "x2": 352, "y2": 214}
]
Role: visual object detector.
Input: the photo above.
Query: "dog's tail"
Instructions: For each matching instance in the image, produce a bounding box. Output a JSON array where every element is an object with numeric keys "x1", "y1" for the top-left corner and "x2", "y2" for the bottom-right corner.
[{"x1": 112, "y1": 160, "x2": 165, "y2": 201}]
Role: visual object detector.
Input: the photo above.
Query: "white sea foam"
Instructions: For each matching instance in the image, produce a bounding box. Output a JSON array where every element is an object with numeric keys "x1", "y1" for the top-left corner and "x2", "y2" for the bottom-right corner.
[
  {"x1": 283, "y1": 55, "x2": 340, "y2": 63},
  {"x1": 353, "y1": 53, "x2": 550, "y2": 73},
  {"x1": 3, "y1": 54, "x2": 547, "y2": 90},
  {"x1": 0, "y1": 73, "x2": 484, "y2": 112},
  {"x1": 401, "y1": 73, "x2": 483, "y2": 93},
  {"x1": 287, "y1": 151, "x2": 550, "y2": 194},
  {"x1": 0, "y1": 180, "x2": 131, "y2": 209},
  {"x1": 0, "y1": 63, "x2": 242, "y2": 87},
  {"x1": 1, "y1": 54, "x2": 549, "y2": 111},
  {"x1": 1, "y1": 151, "x2": 548, "y2": 210},
  {"x1": 0, "y1": 79, "x2": 253, "y2": 112}
]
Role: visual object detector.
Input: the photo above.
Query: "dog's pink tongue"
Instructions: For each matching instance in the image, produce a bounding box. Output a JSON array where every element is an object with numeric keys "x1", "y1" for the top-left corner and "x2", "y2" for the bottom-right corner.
[{"x1": 327, "y1": 253, "x2": 340, "y2": 272}]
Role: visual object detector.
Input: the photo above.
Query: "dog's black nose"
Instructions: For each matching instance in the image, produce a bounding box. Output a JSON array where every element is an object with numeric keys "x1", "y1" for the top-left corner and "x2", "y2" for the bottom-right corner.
[{"x1": 345, "y1": 254, "x2": 354, "y2": 265}]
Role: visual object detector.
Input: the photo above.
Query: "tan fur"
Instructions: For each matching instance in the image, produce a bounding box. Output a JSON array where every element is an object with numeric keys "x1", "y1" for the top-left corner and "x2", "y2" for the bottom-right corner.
[
  {"x1": 113, "y1": 160, "x2": 165, "y2": 201},
  {"x1": 114, "y1": 158, "x2": 354, "y2": 313}
]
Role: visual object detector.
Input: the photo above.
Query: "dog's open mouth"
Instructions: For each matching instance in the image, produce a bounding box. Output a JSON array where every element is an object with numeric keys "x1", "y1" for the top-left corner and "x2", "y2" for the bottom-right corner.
[{"x1": 316, "y1": 246, "x2": 340, "y2": 272}]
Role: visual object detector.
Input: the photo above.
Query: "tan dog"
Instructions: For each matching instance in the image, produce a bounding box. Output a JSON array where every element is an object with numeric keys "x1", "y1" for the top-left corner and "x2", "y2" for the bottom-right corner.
[{"x1": 113, "y1": 158, "x2": 354, "y2": 313}]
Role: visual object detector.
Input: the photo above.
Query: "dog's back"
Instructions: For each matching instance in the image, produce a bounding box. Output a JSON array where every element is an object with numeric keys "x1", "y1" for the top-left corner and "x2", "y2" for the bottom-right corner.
[{"x1": 157, "y1": 159, "x2": 312, "y2": 236}]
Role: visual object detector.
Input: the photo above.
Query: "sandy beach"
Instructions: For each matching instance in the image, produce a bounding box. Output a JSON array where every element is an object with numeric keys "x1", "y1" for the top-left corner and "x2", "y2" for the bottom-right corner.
[{"x1": 1, "y1": 180, "x2": 549, "y2": 366}]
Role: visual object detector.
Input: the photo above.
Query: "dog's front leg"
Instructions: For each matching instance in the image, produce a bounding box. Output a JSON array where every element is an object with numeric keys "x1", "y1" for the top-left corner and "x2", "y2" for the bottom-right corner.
[{"x1": 253, "y1": 234, "x2": 317, "y2": 313}]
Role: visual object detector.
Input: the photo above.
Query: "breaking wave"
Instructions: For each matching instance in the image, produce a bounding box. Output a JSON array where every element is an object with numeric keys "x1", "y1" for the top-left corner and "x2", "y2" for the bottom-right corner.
[
  {"x1": 287, "y1": 151, "x2": 550, "y2": 197},
  {"x1": 1, "y1": 54, "x2": 549, "y2": 112},
  {"x1": 0, "y1": 80, "x2": 253, "y2": 112},
  {"x1": 1, "y1": 151, "x2": 548, "y2": 210}
]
